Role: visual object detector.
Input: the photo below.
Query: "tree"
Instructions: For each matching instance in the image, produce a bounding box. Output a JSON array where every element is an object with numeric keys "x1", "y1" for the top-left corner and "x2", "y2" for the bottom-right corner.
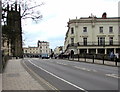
[
  {"x1": 2, "y1": 0, "x2": 44, "y2": 58},
  {"x1": 2, "y1": 0, "x2": 44, "y2": 23}
]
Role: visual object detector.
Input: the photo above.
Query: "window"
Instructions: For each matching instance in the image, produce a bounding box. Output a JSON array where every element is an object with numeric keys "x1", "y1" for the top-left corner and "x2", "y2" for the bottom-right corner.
[
  {"x1": 109, "y1": 37, "x2": 113, "y2": 45},
  {"x1": 25, "y1": 50, "x2": 27, "y2": 53},
  {"x1": 99, "y1": 27, "x2": 103, "y2": 33},
  {"x1": 109, "y1": 27, "x2": 113, "y2": 33},
  {"x1": 83, "y1": 38, "x2": 87, "y2": 46},
  {"x1": 40, "y1": 50, "x2": 42, "y2": 53},
  {"x1": 71, "y1": 27, "x2": 74, "y2": 34},
  {"x1": 98, "y1": 37, "x2": 105, "y2": 46},
  {"x1": 119, "y1": 26, "x2": 120, "y2": 34},
  {"x1": 83, "y1": 27, "x2": 87, "y2": 32},
  {"x1": 71, "y1": 38, "x2": 74, "y2": 45}
]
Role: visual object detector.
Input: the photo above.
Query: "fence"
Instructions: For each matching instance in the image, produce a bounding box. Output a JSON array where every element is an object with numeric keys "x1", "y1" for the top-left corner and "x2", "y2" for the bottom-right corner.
[{"x1": 60, "y1": 54, "x2": 120, "y2": 66}]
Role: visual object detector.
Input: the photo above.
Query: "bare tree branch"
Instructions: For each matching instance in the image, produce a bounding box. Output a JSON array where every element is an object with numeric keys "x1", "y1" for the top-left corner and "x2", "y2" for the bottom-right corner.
[{"x1": 2, "y1": 0, "x2": 44, "y2": 23}]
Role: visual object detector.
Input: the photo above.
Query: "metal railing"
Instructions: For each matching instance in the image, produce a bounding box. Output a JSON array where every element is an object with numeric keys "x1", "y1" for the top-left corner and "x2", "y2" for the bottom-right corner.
[
  {"x1": 67, "y1": 41, "x2": 120, "y2": 47},
  {"x1": 59, "y1": 53, "x2": 120, "y2": 66}
]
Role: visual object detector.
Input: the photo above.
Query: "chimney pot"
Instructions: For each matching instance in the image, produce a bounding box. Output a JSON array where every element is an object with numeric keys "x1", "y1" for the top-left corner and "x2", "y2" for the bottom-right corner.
[{"x1": 102, "y1": 12, "x2": 107, "y2": 19}]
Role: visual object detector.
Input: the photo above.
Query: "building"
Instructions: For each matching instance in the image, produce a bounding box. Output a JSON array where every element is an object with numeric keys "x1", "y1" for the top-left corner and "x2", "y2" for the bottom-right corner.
[
  {"x1": 38, "y1": 40, "x2": 50, "y2": 55},
  {"x1": 23, "y1": 47, "x2": 39, "y2": 54},
  {"x1": 54, "y1": 46, "x2": 63, "y2": 55},
  {"x1": 64, "y1": 13, "x2": 120, "y2": 56},
  {"x1": 2, "y1": 36, "x2": 12, "y2": 56},
  {"x1": 23, "y1": 40, "x2": 50, "y2": 57},
  {"x1": 2, "y1": 3, "x2": 23, "y2": 58},
  {"x1": 23, "y1": 46, "x2": 39, "y2": 57}
]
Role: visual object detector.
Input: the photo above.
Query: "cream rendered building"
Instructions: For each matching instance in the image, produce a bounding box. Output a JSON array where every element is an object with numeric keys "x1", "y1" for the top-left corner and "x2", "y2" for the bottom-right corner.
[
  {"x1": 23, "y1": 40, "x2": 50, "y2": 57},
  {"x1": 64, "y1": 13, "x2": 120, "y2": 55},
  {"x1": 38, "y1": 40, "x2": 50, "y2": 55},
  {"x1": 54, "y1": 46, "x2": 63, "y2": 55},
  {"x1": 23, "y1": 47, "x2": 39, "y2": 54}
]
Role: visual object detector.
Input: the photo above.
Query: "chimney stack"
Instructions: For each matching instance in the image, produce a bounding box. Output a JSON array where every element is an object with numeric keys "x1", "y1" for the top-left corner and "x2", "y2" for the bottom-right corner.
[{"x1": 102, "y1": 12, "x2": 107, "y2": 19}]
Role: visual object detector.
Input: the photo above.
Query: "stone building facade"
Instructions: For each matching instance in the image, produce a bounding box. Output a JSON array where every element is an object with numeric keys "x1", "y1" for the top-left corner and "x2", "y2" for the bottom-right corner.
[
  {"x1": 64, "y1": 13, "x2": 120, "y2": 56},
  {"x1": 23, "y1": 40, "x2": 50, "y2": 57},
  {"x1": 2, "y1": 3, "x2": 23, "y2": 58}
]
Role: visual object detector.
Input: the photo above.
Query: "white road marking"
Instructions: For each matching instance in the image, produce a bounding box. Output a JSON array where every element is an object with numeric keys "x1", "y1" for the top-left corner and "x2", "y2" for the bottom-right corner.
[
  {"x1": 28, "y1": 60, "x2": 87, "y2": 92},
  {"x1": 105, "y1": 74, "x2": 120, "y2": 79},
  {"x1": 74, "y1": 66, "x2": 97, "y2": 72},
  {"x1": 22, "y1": 60, "x2": 58, "y2": 90},
  {"x1": 56, "y1": 62, "x2": 68, "y2": 66}
]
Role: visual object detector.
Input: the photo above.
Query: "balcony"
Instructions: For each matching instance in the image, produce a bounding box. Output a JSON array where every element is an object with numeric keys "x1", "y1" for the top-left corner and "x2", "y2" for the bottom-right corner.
[{"x1": 67, "y1": 41, "x2": 120, "y2": 48}]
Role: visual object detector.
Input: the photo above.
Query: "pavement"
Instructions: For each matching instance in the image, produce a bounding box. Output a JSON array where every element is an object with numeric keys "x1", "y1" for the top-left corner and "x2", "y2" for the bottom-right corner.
[
  {"x1": 2, "y1": 59, "x2": 46, "y2": 90},
  {"x1": 0, "y1": 74, "x2": 2, "y2": 92}
]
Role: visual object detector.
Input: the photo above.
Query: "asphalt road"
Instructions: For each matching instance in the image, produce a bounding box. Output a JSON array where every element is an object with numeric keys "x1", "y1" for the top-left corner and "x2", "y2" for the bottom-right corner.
[{"x1": 23, "y1": 58, "x2": 119, "y2": 91}]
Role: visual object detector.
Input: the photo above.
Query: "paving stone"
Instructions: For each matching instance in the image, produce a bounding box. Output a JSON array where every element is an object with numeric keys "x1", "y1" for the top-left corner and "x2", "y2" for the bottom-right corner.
[{"x1": 2, "y1": 59, "x2": 45, "y2": 90}]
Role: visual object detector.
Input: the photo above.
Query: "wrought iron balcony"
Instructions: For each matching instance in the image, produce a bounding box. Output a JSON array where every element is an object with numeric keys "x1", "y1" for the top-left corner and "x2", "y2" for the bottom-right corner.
[{"x1": 67, "y1": 41, "x2": 120, "y2": 48}]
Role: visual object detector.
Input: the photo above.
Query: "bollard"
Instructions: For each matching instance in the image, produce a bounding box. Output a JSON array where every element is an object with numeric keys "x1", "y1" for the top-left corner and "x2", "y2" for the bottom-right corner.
[
  {"x1": 73, "y1": 55, "x2": 74, "y2": 60},
  {"x1": 115, "y1": 58, "x2": 117, "y2": 66},
  {"x1": 84, "y1": 54, "x2": 86, "y2": 62},
  {"x1": 93, "y1": 55, "x2": 94, "y2": 63},
  {"x1": 103, "y1": 55, "x2": 104, "y2": 65},
  {"x1": 78, "y1": 54, "x2": 79, "y2": 61}
]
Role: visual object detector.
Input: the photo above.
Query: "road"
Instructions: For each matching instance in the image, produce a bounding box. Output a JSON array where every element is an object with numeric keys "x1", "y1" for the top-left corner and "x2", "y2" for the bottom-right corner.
[{"x1": 22, "y1": 58, "x2": 119, "y2": 91}]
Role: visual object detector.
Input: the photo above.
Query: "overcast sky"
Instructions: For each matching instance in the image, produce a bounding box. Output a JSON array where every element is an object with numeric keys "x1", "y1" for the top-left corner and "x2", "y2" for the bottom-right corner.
[{"x1": 22, "y1": 0, "x2": 119, "y2": 49}]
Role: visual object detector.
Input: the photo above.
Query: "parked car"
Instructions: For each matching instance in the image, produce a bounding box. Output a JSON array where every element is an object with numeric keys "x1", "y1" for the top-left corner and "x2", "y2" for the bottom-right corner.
[{"x1": 41, "y1": 54, "x2": 49, "y2": 59}]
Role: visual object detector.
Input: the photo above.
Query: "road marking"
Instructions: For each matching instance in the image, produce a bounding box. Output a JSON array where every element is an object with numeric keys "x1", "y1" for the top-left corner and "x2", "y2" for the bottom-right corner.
[
  {"x1": 28, "y1": 60, "x2": 87, "y2": 92},
  {"x1": 22, "y1": 60, "x2": 58, "y2": 90},
  {"x1": 56, "y1": 62, "x2": 68, "y2": 66},
  {"x1": 74, "y1": 66, "x2": 97, "y2": 72},
  {"x1": 74, "y1": 66, "x2": 90, "y2": 71},
  {"x1": 105, "y1": 74, "x2": 120, "y2": 79}
]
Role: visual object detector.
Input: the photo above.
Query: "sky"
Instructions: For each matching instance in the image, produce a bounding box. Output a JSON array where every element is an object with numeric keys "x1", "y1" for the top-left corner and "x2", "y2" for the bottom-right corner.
[{"x1": 22, "y1": 0, "x2": 119, "y2": 50}]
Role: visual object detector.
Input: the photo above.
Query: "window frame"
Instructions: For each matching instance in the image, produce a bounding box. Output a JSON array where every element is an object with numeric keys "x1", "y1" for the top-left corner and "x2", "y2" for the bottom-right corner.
[
  {"x1": 99, "y1": 27, "x2": 103, "y2": 33},
  {"x1": 71, "y1": 27, "x2": 74, "y2": 34},
  {"x1": 109, "y1": 26, "x2": 113, "y2": 33},
  {"x1": 83, "y1": 37, "x2": 87, "y2": 46},
  {"x1": 109, "y1": 37, "x2": 113, "y2": 45},
  {"x1": 83, "y1": 27, "x2": 87, "y2": 32}
]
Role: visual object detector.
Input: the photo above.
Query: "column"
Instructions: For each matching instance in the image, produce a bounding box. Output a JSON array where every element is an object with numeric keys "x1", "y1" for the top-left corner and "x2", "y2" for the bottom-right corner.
[
  {"x1": 114, "y1": 48, "x2": 116, "y2": 53},
  {"x1": 77, "y1": 49, "x2": 79, "y2": 54},
  {"x1": 87, "y1": 49, "x2": 89, "y2": 53},
  {"x1": 105, "y1": 48, "x2": 107, "y2": 54},
  {"x1": 96, "y1": 49, "x2": 98, "y2": 54}
]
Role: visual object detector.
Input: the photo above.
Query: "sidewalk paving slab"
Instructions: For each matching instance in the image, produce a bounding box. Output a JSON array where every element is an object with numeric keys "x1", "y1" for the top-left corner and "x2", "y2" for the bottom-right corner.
[
  {"x1": 0, "y1": 74, "x2": 2, "y2": 92},
  {"x1": 2, "y1": 59, "x2": 45, "y2": 90}
]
